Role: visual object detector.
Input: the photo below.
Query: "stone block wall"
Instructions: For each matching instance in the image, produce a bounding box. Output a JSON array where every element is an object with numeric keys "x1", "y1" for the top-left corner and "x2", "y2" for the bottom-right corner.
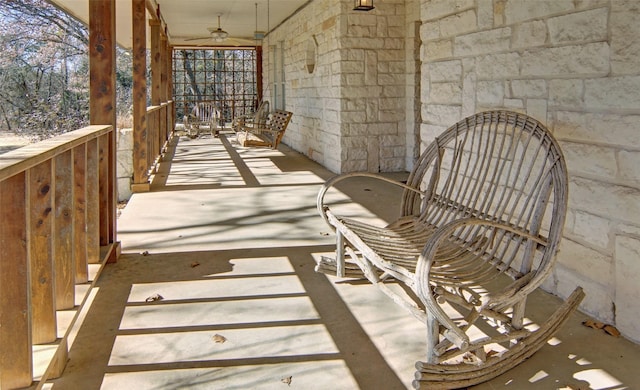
[
  {"x1": 116, "y1": 128, "x2": 133, "y2": 202},
  {"x1": 263, "y1": 0, "x2": 344, "y2": 172},
  {"x1": 338, "y1": 0, "x2": 408, "y2": 173},
  {"x1": 420, "y1": 0, "x2": 640, "y2": 343},
  {"x1": 263, "y1": 0, "x2": 420, "y2": 174}
]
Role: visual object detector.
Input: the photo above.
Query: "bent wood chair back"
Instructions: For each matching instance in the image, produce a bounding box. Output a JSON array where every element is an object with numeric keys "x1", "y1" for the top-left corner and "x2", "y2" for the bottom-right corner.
[
  {"x1": 184, "y1": 102, "x2": 220, "y2": 137},
  {"x1": 404, "y1": 110, "x2": 568, "y2": 301}
]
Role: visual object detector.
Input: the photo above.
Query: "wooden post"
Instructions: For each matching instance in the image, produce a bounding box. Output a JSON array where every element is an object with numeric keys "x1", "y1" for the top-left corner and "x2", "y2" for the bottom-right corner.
[
  {"x1": 168, "y1": 45, "x2": 174, "y2": 134},
  {"x1": 256, "y1": 46, "x2": 263, "y2": 104},
  {"x1": 0, "y1": 172, "x2": 32, "y2": 388},
  {"x1": 160, "y1": 34, "x2": 168, "y2": 103},
  {"x1": 150, "y1": 19, "x2": 162, "y2": 106},
  {"x1": 131, "y1": 0, "x2": 149, "y2": 191},
  {"x1": 160, "y1": 36, "x2": 168, "y2": 144},
  {"x1": 28, "y1": 160, "x2": 57, "y2": 344},
  {"x1": 89, "y1": 0, "x2": 117, "y2": 247},
  {"x1": 54, "y1": 150, "x2": 75, "y2": 310}
]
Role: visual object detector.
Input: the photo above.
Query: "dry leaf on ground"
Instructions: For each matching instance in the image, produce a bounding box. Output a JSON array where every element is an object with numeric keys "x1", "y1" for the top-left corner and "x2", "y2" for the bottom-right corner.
[
  {"x1": 582, "y1": 320, "x2": 621, "y2": 337},
  {"x1": 603, "y1": 325, "x2": 621, "y2": 337},
  {"x1": 212, "y1": 334, "x2": 227, "y2": 343},
  {"x1": 582, "y1": 320, "x2": 605, "y2": 329},
  {"x1": 281, "y1": 376, "x2": 292, "y2": 386},
  {"x1": 145, "y1": 293, "x2": 164, "y2": 302}
]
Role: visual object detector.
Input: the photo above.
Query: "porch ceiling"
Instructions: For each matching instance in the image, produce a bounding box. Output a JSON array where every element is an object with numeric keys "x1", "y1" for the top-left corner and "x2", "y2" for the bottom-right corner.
[{"x1": 48, "y1": 0, "x2": 309, "y2": 48}]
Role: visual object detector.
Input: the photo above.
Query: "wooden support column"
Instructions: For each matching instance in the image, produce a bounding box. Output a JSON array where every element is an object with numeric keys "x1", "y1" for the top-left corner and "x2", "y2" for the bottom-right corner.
[
  {"x1": 28, "y1": 161, "x2": 57, "y2": 344},
  {"x1": 150, "y1": 19, "x2": 161, "y2": 106},
  {"x1": 149, "y1": 19, "x2": 162, "y2": 165},
  {"x1": 89, "y1": 0, "x2": 117, "y2": 247},
  {"x1": 160, "y1": 34, "x2": 168, "y2": 103},
  {"x1": 167, "y1": 44, "x2": 174, "y2": 134},
  {"x1": 257, "y1": 46, "x2": 263, "y2": 104},
  {"x1": 131, "y1": 0, "x2": 149, "y2": 192},
  {"x1": 159, "y1": 34, "x2": 168, "y2": 145},
  {"x1": 0, "y1": 172, "x2": 32, "y2": 388},
  {"x1": 54, "y1": 150, "x2": 75, "y2": 310}
]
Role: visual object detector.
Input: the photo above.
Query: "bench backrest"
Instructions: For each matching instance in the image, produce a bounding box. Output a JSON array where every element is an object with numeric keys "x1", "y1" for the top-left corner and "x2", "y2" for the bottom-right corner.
[
  {"x1": 253, "y1": 100, "x2": 270, "y2": 128},
  {"x1": 192, "y1": 102, "x2": 220, "y2": 122},
  {"x1": 267, "y1": 110, "x2": 293, "y2": 149},
  {"x1": 402, "y1": 111, "x2": 567, "y2": 284}
]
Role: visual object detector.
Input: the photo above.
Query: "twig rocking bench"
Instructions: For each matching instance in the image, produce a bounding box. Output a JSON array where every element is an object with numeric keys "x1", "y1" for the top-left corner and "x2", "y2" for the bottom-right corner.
[{"x1": 316, "y1": 111, "x2": 585, "y2": 389}]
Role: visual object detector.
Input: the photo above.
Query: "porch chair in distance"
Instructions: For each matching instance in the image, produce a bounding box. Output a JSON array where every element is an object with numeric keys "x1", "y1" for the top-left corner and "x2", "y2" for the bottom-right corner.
[
  {"x1": 183, "y1": 101, "x2": 221, "y2": 138},
  {"x1": 316, "y1": 110, "x2": 585, "y2": 389}
]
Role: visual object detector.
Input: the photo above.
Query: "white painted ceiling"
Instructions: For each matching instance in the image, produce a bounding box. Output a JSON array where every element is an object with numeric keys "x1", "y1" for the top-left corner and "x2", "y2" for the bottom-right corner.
[{"x1": 48, "y1": 0, "x2": 310, "y2": 48}]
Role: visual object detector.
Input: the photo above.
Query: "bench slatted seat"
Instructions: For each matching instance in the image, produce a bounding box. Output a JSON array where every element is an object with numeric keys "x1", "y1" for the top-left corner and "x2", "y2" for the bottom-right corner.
[
  {"x1": 236, "y1": 110, "x2": 293, "y2": 149},
  {"x1": 316, "y1": 110, "x2": 585, "y2": 389}
]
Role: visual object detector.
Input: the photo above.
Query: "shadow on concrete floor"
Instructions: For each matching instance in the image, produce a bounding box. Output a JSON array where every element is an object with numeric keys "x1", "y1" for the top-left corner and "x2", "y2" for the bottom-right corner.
[{"x1": 48, "y1": 133, "x2": 640, "y2": 390}]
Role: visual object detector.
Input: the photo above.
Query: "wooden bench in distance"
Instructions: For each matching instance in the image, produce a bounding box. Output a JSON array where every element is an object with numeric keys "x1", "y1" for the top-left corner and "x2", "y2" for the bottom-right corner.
[{"x1": 236, "y1": 110, "x2": 293, "y2": 149}]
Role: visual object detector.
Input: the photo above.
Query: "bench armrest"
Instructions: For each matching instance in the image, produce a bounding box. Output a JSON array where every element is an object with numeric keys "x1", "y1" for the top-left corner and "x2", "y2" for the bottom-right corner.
[
  {"x1": 415, "y1": 217, "x2": 551, "y2": 349},
  {"x1": 317, "y1": 172, "x2": 426, "y2": 227}
]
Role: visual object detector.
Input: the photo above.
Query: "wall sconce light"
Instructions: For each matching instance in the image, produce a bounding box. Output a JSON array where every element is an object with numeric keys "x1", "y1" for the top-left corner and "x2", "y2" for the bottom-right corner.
[{"x1": 353, "y1": 0, "x2": 374, "y2": 11}]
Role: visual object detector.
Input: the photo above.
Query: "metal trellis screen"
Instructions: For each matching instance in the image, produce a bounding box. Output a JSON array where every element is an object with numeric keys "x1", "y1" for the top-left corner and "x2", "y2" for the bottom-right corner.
[{"x1": 173, "y1": 48, "x2": 258, "y2": 125}]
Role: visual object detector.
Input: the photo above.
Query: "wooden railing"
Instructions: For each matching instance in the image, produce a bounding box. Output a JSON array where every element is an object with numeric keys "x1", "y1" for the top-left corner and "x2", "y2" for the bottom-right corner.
[
  {"x1": 132, "y1": 100, "x2": 174, "y2": 191},
  {"x1": 0, "y1": 125, "x2": 118, "y2": 388}
]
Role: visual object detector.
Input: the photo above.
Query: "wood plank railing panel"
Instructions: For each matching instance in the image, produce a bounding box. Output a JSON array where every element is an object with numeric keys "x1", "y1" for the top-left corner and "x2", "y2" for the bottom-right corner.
[
  {"x1": 28, "y1": 160, "x2": 57, "y2": 345},
  {"x1": 54, "y1": 150, "x2": 75, "y2": 310},
  {"x1": 98, "y1": 134, "x2": 109, "y2": 246},
  {"x1": 86, "y1": 138, "x2": 100, "y2": 264},
  {"x1": 73, "y1": 144, "x2": 88, "y2": 283},
  {"x1": 0, "y1": 125, "x2": 117, "y2": 387},
  {"x1": 0, "y1": 171, "x2": 32, "y2": 389}
]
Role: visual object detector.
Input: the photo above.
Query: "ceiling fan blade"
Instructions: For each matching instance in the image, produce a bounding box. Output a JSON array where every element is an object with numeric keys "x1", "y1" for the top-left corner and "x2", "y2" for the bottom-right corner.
[
  {"x1": 184, "y1": 36, "x2": 211, "y2": 41},
  {"x1": 226, "y1": 37, "x2": 259, "y2": 46}
]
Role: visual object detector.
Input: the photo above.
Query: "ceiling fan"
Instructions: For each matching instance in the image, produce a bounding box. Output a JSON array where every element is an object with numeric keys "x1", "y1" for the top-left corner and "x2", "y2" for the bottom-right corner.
[{"x1": 184, "y1": 14, "x2": 258, "y2": 47}]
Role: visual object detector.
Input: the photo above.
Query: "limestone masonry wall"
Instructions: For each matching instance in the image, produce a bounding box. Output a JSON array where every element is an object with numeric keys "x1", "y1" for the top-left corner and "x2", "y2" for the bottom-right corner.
[
  {"x1": 420, "y1": 0, "x2": 640, "y2": 342},
  {"x1": 263, "y1": 0, "x2": 640, "y2": 343},
  {"x1": 264, "y1": 0, "x2": 418, "y2": 173}
]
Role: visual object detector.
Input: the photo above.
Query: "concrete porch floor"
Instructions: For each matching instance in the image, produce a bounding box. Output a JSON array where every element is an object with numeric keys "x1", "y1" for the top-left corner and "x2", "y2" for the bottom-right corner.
[{"x1": 49, "y1": 132, "x2": 640, "y2": 389}]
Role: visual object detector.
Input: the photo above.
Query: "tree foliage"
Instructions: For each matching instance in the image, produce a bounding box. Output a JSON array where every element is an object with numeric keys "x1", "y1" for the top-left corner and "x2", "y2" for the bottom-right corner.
[{"x1": 0, "y1": 0, "x2": 133, "y2": 139}]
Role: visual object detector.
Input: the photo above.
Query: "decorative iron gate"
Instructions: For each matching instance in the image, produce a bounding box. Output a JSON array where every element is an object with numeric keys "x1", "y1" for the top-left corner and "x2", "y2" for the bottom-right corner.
[{"x1": 173, "y1": 48, "x2": 258, "y2": 125}]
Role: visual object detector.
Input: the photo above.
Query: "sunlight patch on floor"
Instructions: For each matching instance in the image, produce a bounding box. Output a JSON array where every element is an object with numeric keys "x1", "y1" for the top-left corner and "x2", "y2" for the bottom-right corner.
[{"x1": 101, "y1": 360, "x2": 358, "y2": 390}]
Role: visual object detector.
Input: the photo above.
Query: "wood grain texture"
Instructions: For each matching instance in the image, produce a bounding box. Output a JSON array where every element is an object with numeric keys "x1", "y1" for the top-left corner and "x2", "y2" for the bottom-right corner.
[
  {"x1": 86, "y1": 138, "x2": 100, "y2": 264},
  {"x1": 73, "y1": 144, "x2": 88, "y2": 283},
  {"x1": 28, "y1": 160, "x2": 57, "y2": 344},
  {"x1": 54, "y1": 150, "x2": 75, "y2": 310},
  {"x1": 0, "y1": 172, "x2": 32, "y2": 388}
]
